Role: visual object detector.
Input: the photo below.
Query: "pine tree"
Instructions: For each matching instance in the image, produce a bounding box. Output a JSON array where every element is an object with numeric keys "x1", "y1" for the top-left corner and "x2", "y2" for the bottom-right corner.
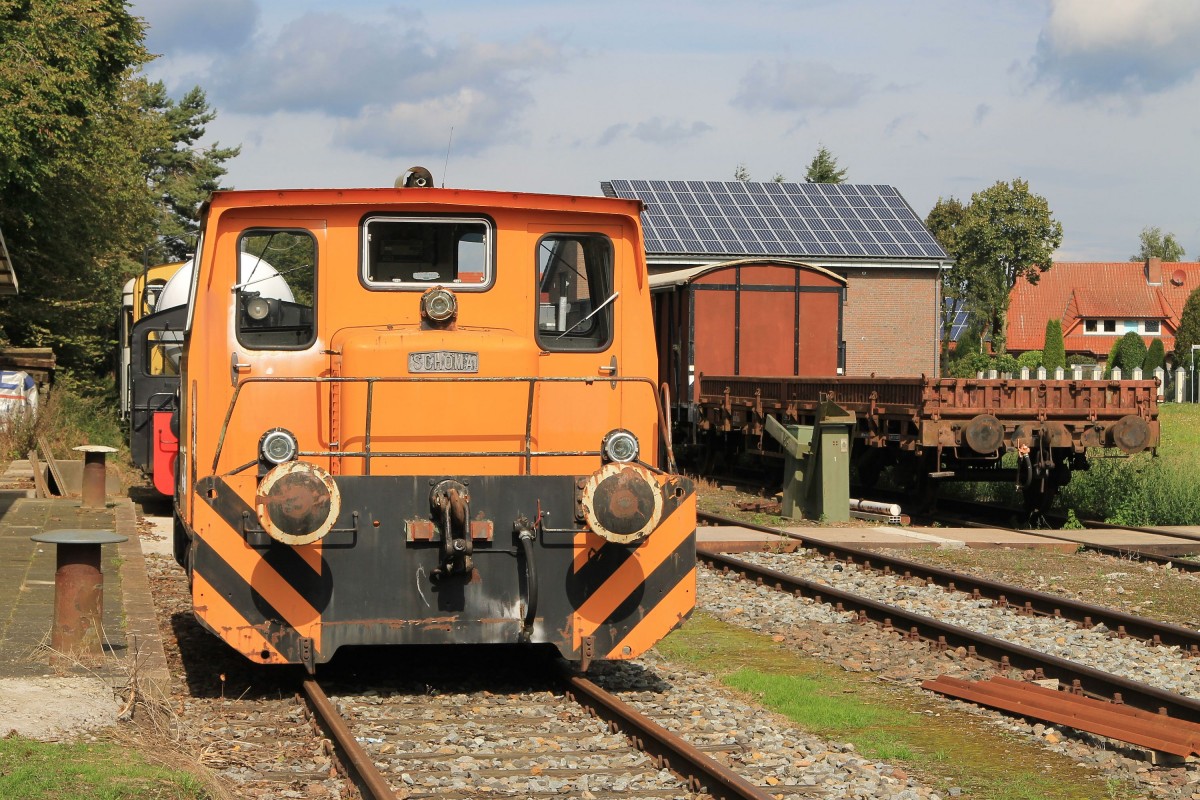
[
  {"x1": 1042, "y1": 319, "x2": 1066, "y2": 371},
  {"x1": 804, "y1": 145, "x2": 847, "y2": 184},
  {"x1": 1142, "y1": 338, "x2": 1166, "y2": 374}
]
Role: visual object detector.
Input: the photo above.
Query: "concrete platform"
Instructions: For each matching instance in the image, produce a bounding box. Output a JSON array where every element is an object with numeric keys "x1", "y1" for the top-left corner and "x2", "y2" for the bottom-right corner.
[
  {"x1": 697, "y1": 522, "x2": 1200, "y2": 555},
  {"x1": 0, "y1": 492, "x2": 171, "y2": 738}
]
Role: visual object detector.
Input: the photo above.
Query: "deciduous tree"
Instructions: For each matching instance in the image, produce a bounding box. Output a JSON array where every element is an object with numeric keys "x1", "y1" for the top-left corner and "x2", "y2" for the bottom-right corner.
[
  {"x1": 0, "y1": 1, "x2": 238, "y2": 388},
  {"x1": 1131, "y1": 226, "x2": 1185, "y2": 262},
  {"x1": 957, "y1": 179, "x2": 1063, "y2": 354}
]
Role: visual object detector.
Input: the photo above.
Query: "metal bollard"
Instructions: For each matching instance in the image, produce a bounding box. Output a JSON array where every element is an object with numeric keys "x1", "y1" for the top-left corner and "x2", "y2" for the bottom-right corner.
[
  {"x1": 30, "y1": 529, "x2": 128, "y2": 661},
  {"x1": 73, "y1": 445, "x2": 117, "y2": 508}
]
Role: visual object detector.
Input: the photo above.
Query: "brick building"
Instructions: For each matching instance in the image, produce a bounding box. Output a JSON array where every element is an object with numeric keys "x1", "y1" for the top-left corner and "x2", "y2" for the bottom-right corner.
[
  {"x1": 1008, "y1": 258, "x2": 1200, "y2": 367},
  {"x1": 602, "y1": 179, "x2": 949, "y2": 376}
]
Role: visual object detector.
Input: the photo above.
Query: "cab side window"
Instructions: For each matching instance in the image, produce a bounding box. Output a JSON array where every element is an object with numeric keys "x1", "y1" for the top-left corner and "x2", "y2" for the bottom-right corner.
[
  {"x1": 236, "y1": 229, "x2": 316, "y2": 350},
  {"x1": 536, "y1": 234, "x2": 614, "y2": 352}
]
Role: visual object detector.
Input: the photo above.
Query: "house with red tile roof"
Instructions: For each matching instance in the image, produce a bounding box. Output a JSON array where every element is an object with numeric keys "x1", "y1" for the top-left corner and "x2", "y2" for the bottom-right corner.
[{"x1": 1007, "y1": 258, "x2": 1200, "y2": 366}]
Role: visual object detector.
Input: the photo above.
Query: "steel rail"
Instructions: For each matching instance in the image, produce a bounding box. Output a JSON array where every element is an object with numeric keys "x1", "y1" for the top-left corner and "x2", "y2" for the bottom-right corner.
[
  {"x1": 919, "y1": 495, "x2": 1200, "y2": 570},
  {"x1": 698, "y1": 510, "x2": 1200, "y2": 649},
  {"x1": 560, "y1": 666, "x2": 774, "y2": 800},
  {"x1": 301, "y1": 678, "x2": 396, "y2": 800},
  {"x1": 699, "y1": 549, "x2": 1200, "y2": 724},
  {"x1": 931, "y1": 512, "x2": 1200, "y2": 573}
]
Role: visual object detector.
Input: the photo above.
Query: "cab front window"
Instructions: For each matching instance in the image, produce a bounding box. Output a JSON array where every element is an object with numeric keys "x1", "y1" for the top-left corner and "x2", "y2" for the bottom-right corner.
[{"x1": 363, "y1": 216, "x2": 491, "y2": 289}]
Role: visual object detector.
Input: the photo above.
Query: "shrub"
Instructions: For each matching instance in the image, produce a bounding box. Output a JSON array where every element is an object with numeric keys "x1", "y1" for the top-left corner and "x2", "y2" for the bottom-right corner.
[
  {"x1": 946, "y1": 352, "x2": 990, "y2": 377},
  {"x1": 993, "y1": 354, "x2": 1019, "y2": 375},
  {"x1": 1017, "y1": 350, "x2": 1042, "y2": 369},
  {"x1": 0, "y1": 378, "x2": 125, "y2": 464},
  {"x1": 1113, "y1": 331, "x2": 1147, "y2": 375}
]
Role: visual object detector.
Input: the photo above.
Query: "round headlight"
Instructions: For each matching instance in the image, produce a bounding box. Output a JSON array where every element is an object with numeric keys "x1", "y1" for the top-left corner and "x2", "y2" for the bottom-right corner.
[
  {"x1": 256, "y1": 461, "x2": 341, "y2": 546},
  {"x1": 246, "y1": 296, "x2": 271, "y2": 321},
  {"x1": 260, "y1": 428, "x2": 298, "y2": 465},
  {"x1": 602, "y1": 429, "x2": 639, "y2": 463},
  {"x1": 421, "y1": 287, "x2": 457, "y2": 322}
]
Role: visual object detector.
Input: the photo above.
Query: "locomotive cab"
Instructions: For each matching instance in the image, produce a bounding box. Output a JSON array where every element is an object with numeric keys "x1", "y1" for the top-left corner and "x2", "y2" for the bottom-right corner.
[{"x1": 173, "y1": 179, "x2": 696, "y2": 670}]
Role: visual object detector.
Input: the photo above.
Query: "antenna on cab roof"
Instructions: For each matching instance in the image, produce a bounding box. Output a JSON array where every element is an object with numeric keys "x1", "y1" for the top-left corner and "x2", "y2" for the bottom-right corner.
[{"x1": 441, "y1": 126, "x2": 454, "y2": 188}]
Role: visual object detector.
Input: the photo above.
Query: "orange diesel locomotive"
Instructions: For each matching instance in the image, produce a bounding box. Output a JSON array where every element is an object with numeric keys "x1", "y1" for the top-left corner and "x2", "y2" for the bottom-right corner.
[{"x1": 172, "y1": 172, "x2": 697, "y2": 670}]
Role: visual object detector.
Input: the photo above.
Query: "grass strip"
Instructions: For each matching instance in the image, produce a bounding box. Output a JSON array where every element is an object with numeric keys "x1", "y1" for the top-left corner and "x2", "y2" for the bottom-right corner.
[
  {"x1": 0, "y1": 736, "x2": 211, "y2": 800},
  {"x1": 658, "y1": 612, "x2": 1138, "y2": 800}
]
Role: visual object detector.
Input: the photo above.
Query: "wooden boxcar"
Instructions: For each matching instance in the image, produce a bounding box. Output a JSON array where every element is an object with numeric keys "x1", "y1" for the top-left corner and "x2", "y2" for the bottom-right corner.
[{"x1": 650, "y1": 258, "x2": 847, "y2": 409}]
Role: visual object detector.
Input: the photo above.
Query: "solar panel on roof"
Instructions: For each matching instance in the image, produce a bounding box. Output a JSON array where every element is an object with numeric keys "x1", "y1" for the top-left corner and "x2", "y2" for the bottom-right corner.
[{"x1": 611, "y1": 179, "x2": 948, "y2": 260}]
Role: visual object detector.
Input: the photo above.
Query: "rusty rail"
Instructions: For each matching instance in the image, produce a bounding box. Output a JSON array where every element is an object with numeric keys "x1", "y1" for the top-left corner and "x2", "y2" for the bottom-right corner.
[
  {"x1": 698, "y1": 511, "x2": 1200, "y2": 649},
  {"x1": 560, "y1": 665, "x2": 774, "y2": 800},
  {"x1": 924, "y1": 675, "x2": 1200, "y2": 758},
  {"x1": 698, "y1": 548, "x2": 1200, "y2": 723},
  {"x1": 301, "y1": 678, "x2": 395, "y2": 800}
]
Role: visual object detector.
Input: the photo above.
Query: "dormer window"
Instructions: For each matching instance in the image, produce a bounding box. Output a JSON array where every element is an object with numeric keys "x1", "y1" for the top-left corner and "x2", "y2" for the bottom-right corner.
[
  {"x1": 1103, "y1": 320, "x2": 1116, "y2": 333},
  {"x1": 1084, "y1": 320, "x2": 1097, "y2": 333}
]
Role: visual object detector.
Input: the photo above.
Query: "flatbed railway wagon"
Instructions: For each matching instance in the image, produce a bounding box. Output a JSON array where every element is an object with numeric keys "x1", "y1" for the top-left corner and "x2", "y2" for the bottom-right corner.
[
  {"x1": 647, "y1": 256, "x2": 1158, "y2": 508},
  {"x1": 695, "y1": 373, "x2": 1159, "y2": 508},
  {"x1": 172, "y1": 172, "x2": 697, "y2": 669}
]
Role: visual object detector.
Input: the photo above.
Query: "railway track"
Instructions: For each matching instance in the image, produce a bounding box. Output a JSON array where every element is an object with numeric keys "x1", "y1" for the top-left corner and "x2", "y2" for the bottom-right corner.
[
  {"x1": 301, "y1": 663, "x2": 779, "y2": 800},
  {"x1": 695, "y1": 540, "x2": 1200, "y2": 728},
  {"x1": 699, "y1": 511, "x2": 1200, "y2": 652}
]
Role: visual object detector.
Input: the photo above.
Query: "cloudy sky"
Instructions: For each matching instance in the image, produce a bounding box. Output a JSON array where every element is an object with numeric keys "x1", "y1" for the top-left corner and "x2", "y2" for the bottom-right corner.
[{"x1": 129, "y1": 0, "x2": 1200, "y2": 261}]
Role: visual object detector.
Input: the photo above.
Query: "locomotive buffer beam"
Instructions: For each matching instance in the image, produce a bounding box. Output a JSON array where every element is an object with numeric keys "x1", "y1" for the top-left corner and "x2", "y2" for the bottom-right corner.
[{"x1": 764, "y1": 400, "x2": 855, "y2": 523}]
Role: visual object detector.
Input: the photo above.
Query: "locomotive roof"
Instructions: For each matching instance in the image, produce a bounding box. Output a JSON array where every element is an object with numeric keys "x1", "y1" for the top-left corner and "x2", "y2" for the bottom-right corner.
[{"x1": 204, "y1": 186, "x2": 644, "y2": 219}]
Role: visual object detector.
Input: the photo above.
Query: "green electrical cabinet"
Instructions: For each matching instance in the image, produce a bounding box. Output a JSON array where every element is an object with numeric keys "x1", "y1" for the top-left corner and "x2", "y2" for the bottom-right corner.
[{"x1": 764, "y1": 400, "x2": 856, "y2": 522}]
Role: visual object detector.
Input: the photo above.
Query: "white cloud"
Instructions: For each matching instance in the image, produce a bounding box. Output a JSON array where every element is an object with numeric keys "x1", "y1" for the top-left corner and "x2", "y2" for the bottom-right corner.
[
  {"x1": 1034, "y1": 0, "x2": 1200, "y2": 98},
  {"x1": 733, "y1": 60, "x2": 873, "y2": 115},
  {"x1": 335, "y1": 88, "x2": 527, "y2": 159}
]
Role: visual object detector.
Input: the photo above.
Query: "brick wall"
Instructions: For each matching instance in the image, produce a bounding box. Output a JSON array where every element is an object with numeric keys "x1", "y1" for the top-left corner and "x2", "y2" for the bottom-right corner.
[{"x1": 839, "y1": 267, "x2": 940, "y2": 376}]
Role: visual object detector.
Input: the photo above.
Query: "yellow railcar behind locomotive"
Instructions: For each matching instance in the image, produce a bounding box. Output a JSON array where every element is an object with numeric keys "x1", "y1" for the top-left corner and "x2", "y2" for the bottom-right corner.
[{"x1": 173, "y1": 175, "x2": 696, "y2": 669}]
